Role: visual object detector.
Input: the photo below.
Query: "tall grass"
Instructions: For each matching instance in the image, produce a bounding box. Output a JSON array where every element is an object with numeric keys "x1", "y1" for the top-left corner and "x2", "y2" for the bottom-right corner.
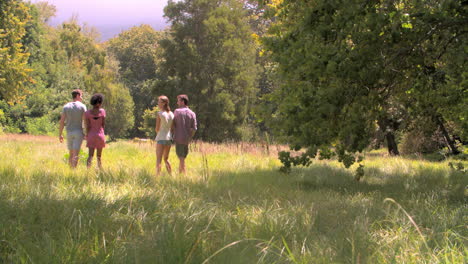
[{"x1": 0, "y1": 134, "x2": 466, "y2": 263}]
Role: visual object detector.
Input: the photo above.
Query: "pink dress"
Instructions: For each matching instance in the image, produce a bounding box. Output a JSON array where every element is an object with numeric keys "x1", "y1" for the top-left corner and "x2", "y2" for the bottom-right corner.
[{"x1": 86, "y1": 109, "x2": 106, "y2": 148}]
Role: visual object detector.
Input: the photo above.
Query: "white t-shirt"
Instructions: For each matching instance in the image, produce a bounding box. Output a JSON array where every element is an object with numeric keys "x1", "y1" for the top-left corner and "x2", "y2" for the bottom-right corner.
[
  {"x1": 155, "y1": 111, "x2": 174, "y2": 141},
  {"x1": 62, "y1": 101, "x2": 87, "y2": 134}
]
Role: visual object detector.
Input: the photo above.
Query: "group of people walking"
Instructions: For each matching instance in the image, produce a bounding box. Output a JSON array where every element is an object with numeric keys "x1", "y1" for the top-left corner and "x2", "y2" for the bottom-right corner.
[
  {"x1": 154, "y1": 94, "x2": 197, "y2": 175},
  {"x1": 58, "y1": 89, "x2": 197, "y2": 176}
]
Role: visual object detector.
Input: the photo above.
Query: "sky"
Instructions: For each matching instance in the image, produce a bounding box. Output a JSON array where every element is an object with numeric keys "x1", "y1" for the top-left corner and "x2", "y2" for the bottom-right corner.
[{"x1": 29, "y1": 0, "x2": 169, "y2": 41}]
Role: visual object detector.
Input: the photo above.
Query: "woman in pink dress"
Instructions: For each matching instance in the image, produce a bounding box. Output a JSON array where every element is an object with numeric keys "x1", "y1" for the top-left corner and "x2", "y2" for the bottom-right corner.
[{"x1": 85, "y1": 93, "x2": 106, "y2": 169}]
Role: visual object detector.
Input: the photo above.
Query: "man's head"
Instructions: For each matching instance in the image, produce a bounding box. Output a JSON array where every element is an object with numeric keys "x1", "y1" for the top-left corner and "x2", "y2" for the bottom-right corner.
[
  {"x1": 177, "y1": 94, "x2": 189, "y2": 107},
  {"x1": 71, "y1": 89, "x2": 83, "y2": 101}
]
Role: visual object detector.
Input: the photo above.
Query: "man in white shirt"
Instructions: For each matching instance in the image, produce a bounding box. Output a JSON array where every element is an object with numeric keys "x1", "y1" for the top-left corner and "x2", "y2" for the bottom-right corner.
[{"x1": 59, "y1": 89, "x2": 87, "y2": 168}]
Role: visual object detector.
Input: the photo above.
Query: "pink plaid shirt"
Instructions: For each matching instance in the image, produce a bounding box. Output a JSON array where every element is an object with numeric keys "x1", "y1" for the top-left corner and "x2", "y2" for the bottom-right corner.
[{"x1": 172, "y1": 106, "x2": 197, "y2": 145}]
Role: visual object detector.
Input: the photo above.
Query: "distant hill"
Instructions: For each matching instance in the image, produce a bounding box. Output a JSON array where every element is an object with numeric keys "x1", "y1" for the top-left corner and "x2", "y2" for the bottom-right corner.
[{"x1": 48, "y1": 22, "x2": 167, "y2": 42}]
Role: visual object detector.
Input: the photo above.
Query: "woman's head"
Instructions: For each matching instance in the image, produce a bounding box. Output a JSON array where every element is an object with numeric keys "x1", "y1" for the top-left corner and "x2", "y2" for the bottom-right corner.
[
  {"x1": 158, "y1": 95, "x2": 170, "y2": 112},
  {"x1": 90, "y1": 93, "x2": 104, "y2": 107}
]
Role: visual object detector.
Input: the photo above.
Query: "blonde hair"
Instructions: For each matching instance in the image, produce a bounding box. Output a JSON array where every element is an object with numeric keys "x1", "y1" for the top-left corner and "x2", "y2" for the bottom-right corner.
[{"x1": 158, "y1": 95, "x2": 171, "y2": 112}]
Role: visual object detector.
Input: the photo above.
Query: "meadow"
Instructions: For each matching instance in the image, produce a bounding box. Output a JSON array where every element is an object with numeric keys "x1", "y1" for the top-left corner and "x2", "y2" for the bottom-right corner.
[{"x1": 0, "y1": 134, "x2": 466, "y2": 263}]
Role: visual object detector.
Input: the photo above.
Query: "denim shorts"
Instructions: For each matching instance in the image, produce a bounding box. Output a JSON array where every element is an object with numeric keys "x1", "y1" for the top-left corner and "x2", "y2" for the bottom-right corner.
[
  {"x1": 157, "y1": 140, "x2": 172, "y2": 146},
  {"x1": 67, "y1": 132, "x2": 84, "y2": 150}
]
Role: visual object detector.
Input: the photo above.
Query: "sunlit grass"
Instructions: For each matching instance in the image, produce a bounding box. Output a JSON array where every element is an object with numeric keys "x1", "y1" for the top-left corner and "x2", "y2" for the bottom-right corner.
[{"x1": 0, "y1": 134, "x2": 466, "y2": 263}]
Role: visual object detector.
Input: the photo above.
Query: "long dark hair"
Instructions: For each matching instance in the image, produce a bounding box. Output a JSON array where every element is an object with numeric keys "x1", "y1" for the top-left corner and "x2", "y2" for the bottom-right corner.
[{"x1": 90, "y1": 93, "x2": 104, "y2": 107}]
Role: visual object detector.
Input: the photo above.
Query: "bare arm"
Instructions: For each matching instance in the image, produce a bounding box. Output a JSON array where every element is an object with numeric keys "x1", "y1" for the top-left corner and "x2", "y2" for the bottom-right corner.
[
  {"x1": 155, "y1": 114, "x2": 161, "y2": 134},
  {"x1": 170, "y1": 114, "x2": 176, "y2": 135},
  {"x1": 84, "y1": 114, "x2": 90, "y2": 138},
  {"x1": 82, "y1": 112, "x2": 86, "y2": 136},
  {"x1": 59, "y1": 113, "x2": 66, "y2": 143},
  {"x1": 190, "y1": 114, "x2": 197, "y2": 138}
]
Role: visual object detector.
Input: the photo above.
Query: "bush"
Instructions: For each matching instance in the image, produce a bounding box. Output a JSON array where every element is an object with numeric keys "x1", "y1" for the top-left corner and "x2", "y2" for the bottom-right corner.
[
  {"x1": 139, "y1": 107, "x2": 158, "y2": 139},
  {"x1": 400, "y1": 117, "x2": 447, "y2": 155},
  {"x1": 0, "y1": 109, "x2": 5, "y2": 134},
  {"x1": 25, "y1": 116, "x2": 57, "y2": 135},
  {"x1": 0, "y1": 109, "x2": 5, "y2": 125},
  {"x1": 235, "y1": 123, "x2": 265, "y2": 142},
  {"x1": 3, "y1": 124, "x2": 21, "y2": 134},
  {"x1": 400, "y1": 130, "x2": 441, "y2": 154}
]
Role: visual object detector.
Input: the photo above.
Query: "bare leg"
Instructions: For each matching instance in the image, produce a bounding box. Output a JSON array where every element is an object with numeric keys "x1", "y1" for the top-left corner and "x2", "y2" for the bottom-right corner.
[
  {"x1": 68, "y1": 150, "x2": 74, "y2": 167},
  {"x1": 179, "y1": 157, "x2": 186, "y2": 175},
  {"x1": 163, "y1": 145, "x2": 172, "y2": 175},
  {"x1": 96, "y1": 148, "x2": 103, "y2": 169},
  {"x1": 156, "y1": 144, "x2": 164, "y2": 176},
  {"x1": 71, "y1": 149, "x2": 80, "y2": 168},
  {"x1": 87, "y1": 148, "x2": 95, "y2": 168}
]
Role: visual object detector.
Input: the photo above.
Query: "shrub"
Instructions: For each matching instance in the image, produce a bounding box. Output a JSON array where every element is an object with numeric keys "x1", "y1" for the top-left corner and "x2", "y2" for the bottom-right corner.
[
  {"x1": 3, "y1": 124, "x2": 21, "y2": 134},
  {"x1": 400, "y1": 130, "x2": 441, "y2": 154},
  {"x1": 0, "y1": 109, "x2": 5, "y2": 125},
  {"x1": 25, "y1": 116, "x2": 57, "y2": 135},
  {"x1": 139, "y1": 107, "x2": 158, "y2": 138},
  {"x1": 236, "y1": 123, "x2": 262, "y2": 142},
  {"x1": 400, "y1": 117, "x2": 446, "y2": 155}
]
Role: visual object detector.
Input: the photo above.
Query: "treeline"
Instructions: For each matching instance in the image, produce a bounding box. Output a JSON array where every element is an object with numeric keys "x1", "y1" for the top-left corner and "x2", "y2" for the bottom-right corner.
[
  {"x1": 0, "y1": 0, "x2": 466, "y2": 158},
  {"x1": 0, "y1": 0, "x2": 134, "y2": 139}
]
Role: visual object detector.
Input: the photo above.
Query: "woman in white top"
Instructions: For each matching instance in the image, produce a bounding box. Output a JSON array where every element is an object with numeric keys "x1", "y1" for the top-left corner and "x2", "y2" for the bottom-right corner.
[{"x1": 155, "y1": 95, "x2": 174, "y2": 176}]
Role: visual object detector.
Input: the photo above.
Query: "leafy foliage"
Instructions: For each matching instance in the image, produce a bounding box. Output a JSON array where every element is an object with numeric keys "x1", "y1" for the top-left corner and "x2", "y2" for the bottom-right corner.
[
  {"x1": 106, "y1": 25, "x2": 164, "y2": 136},
  {"x1": 140, "y1": 106, "x2": 158, "y2": 138},
  {"x1": 261, "y1": 0, "x2": 467, "y2": 171},
  {"x1": 0, "y1": 0, "x2": 33, "y2": 103},
  {"x1": 0, "y1": 2, "x2": 135, "y2": 138},
  {"x1": 25, "y1": 115, "x2": 56, "y2": 135},
  {"x1": 160, "y1": 0, "x2": 259, "y2": 141},
  {"x1": 85, "y1": 59, "x2": 135, "y2": 139}
]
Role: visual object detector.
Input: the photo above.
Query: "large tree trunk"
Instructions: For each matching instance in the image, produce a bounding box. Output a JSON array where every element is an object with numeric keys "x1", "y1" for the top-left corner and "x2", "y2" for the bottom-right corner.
[
  {"x1": 435, "y1": 115, "x2": 460, "y2": 155},
  {"x1": 378, "y1": 118, "x2": 400, "y2": 156},
  {"x1": 385, "y1": 132, "x2": 399, "y2": 155}
]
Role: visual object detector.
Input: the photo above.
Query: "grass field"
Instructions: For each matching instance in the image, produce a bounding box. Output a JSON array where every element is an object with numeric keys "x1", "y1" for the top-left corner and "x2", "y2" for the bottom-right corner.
[{"x1": 0, "y1": 134, "x2": 466, "y2": 263}]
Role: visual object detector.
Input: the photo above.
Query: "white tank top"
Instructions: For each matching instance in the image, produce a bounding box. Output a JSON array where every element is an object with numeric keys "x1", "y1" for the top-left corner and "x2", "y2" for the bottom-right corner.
[{"x1": 155, "y1": 111, "x2": 174, "y2": 141}]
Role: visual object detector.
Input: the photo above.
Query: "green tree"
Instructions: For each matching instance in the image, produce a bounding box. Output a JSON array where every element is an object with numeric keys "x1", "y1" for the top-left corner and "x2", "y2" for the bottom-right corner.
[
  {"x1": 140, "y1": 106, "x2": 158, "y2": 138},
  {"x1": 161, "y1": 0, "x2": 259, "y2": 141},
  {"x1": 101, "y1": 80, "x2": 135, "y2": 140},
  {"x1": 106, "y1": 25, "x2": 163, "y2": 136},
  {"x1": 33, "y1": 1, "x2": 56, "y2": 24},
  {"x1": 398, "y1": 0, "x2": 467, "y2": 154},
  {"x1": 12, "y1": 4, "x2": 135, "y2": 138},
  {"x1": 261, "y1": 0, "x2": 467, "y2": 171},
  {"x1": 244, "y1": 0, "x2": 281, "y2": 140},
  {"x1": 85, "y1": 57, "x2": 135, "y2": 139},
  {"x1": 21, "y1": 2, "x2": 58, "y2": 118},
  {"x1": 107, "y1": 25, "x2": 162, "y2": 82},
  {"x1": 0, "y1": 0, "x2": 33, "y2": 104}
]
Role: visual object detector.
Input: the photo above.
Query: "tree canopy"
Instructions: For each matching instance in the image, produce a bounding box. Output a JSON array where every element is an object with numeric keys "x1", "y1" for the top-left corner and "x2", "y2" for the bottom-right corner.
[
  {"x1": 160, "y1": 0, "x2": 259, "y2": 141},
  {"x1": 0, "y1": 0, "x2": 33, "y2": 104},
  {"x1": 0, "y1": 2, "x2": 134, "y2": 137},
  {"x1": 260, "y1": 0, "x2": 467, "y2": 172},
  {"x1": 106, "y1": 25, "x2": 163, "y2": 136}
]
